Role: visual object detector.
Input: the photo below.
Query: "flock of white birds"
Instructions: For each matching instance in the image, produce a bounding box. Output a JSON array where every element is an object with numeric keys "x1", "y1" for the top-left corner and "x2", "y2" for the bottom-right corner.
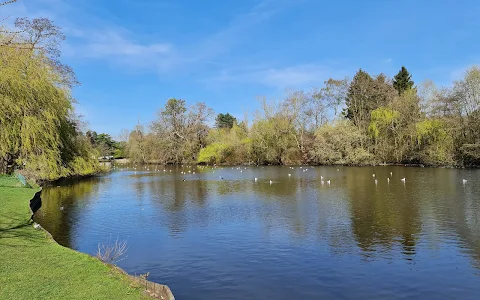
[{"x1": 112, "y1": 164, "x2": 469, "y2": 186}]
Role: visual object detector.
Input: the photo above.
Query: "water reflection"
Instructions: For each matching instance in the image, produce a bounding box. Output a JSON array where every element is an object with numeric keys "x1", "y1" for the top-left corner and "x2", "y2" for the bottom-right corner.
[
  {"x1": 35, "y1": 177, "x2": 105, "y2": 247},
  {"x1": 36, "y1": 165, "x2": 480, "y2": 300}
]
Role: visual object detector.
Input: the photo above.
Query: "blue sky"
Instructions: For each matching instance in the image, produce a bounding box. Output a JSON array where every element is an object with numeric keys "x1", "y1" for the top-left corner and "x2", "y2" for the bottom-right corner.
[{"x1": 2, "y1": 0, "x2": 479, "y2": 137}]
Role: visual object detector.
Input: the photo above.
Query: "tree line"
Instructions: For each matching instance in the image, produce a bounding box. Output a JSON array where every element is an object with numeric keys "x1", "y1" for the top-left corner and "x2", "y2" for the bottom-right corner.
[
  {"x1": 0, "y1": 6, "x2": 101, "y2": 181},
  {"x1": 125, "y1": 66, "x2": 480, "y2": 167},
  {"x1": 1, "y1": 0, "x2": 478, "y2": 181}
]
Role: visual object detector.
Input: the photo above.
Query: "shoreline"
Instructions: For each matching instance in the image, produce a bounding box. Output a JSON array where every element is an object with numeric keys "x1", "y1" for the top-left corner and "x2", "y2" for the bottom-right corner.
[
  {"x1": 0, "y1": 180, "x2": 174, "y2": 300},
  {"x1": 31, "y1": 220, "x2": 175, "y2": 300},
  {"x1": 113, "y1": 159, "x2": 479, "y2": 169}
]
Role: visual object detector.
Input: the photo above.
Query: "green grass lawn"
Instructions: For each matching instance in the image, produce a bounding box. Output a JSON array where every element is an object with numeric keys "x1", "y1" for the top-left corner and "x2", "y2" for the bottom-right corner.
[{"x1": 0, "y1": 178, "x2": 149, "y2": 299}]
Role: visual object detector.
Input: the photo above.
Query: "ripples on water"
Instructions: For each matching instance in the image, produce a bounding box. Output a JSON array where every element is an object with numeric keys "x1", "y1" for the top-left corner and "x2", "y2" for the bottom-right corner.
[{"x1": 37, "y1": 166, "x2": 480, "y2": 300}]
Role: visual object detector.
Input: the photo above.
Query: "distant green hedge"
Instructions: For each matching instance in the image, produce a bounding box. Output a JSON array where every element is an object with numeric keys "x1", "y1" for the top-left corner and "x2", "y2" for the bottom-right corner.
[{"x1": 0, "y1": 175, "x2": 23, "y2": 188}]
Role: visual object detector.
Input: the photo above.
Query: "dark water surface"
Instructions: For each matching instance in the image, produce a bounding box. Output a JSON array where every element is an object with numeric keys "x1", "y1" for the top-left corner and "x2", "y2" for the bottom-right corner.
[{"x1": 37, "y1": 166, "x2": 480, "y2": 300}]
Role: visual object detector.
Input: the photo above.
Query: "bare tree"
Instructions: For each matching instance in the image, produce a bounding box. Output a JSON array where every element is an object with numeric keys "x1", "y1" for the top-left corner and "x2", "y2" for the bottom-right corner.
[
  {"x1": 119, "y1": 128, "x2": 130, "y2": 142},
  {"x1": 321, "y1": 78, "x2": 349, "y2": 117}
]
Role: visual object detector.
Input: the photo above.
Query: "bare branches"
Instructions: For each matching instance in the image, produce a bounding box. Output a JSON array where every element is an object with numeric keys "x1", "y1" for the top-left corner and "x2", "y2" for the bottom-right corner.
[
  {"x1": 96, "y1": 237, "x2": 129, "y2": 264},
  {"x1": 14, "y1": 17, "x2": 65, "y2": 56},
  {"x1": 0, "y1": 0, "x2": 17, "y2": 7}
]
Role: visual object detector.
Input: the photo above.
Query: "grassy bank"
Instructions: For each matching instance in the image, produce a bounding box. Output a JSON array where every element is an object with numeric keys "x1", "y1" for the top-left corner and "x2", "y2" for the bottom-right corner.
[{"x1": 0, "y1": 176, "x2": 149, "y2": 299}]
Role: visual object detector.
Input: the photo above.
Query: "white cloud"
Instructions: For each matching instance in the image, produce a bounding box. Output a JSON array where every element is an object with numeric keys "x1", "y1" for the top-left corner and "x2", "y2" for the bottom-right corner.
[
  {"x1": 84, "y1": 32, "x2": 172, "y2": 57},
  {"x1": 64, "y1": 0, "x2": 292, "y2": 73},
  {"x1": 208, "y1": 64, "x2": 346, "y2": 89},
  {"x1": 0, "y1": 0, "x2": 300, "y2": 75},
  {"x1": 64, "y1": 29, "x2": 175, "y2": 71},
  {"x1": 260, "y1": 65, "x2": 331, "y2": 87}
]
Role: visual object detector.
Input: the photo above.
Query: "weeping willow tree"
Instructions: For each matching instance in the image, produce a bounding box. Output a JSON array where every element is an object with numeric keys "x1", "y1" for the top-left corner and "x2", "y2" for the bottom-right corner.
[{"x1": 0, "y1": 18, "x2": 99, "y2": 181}]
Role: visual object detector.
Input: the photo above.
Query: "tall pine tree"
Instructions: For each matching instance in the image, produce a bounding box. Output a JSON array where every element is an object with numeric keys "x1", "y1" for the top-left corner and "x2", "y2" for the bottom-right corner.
[
  {"x1": 393, "y1": 66, "x2": 414, "y2": 95},
  {"x1": 215, "y1": 113, "x2": 237, "y2": 129}
]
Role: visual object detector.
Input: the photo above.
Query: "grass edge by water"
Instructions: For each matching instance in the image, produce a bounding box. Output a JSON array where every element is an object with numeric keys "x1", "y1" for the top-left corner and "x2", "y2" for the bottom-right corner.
[{"x1": 0, "y1": 177, "x2": 171, "y2": 299}]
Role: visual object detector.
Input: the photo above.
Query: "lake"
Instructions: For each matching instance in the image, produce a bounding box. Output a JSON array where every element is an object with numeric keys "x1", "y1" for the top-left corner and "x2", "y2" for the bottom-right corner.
[{"x1": 36, "y1": 165, "x2": 480, "y2": 300}]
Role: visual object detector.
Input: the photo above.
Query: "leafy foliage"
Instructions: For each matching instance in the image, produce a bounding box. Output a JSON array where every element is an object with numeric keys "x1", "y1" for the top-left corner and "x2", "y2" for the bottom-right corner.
[
  {"x1": 123, "y1": 67, "x2": 480, "y2": 167},
  {"x1": 87, "y1": 131, "x2": 124, "y2": 158},
  {"x1": 313, "y1": 120, "x2": 374, "y2": 165},
  {"x1": 415, "y1": 119, "x2": 454, "y2": 165},
  {"x1": 0, "y1": 19, "x2": 99, "y2": 181}
]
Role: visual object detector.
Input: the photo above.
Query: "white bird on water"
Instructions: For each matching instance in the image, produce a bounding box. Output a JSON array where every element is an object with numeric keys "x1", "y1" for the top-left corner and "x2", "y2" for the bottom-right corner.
[
  {"x1": 254, "y1": 177, "x2": 258, "y2": 182},
  {"x1": 401, "y1": 178, "x2": 406, "y2": 183},
  {"x1": 387, "y1": 178, "x2": 390, "y2": 184},
  {"x1": 372, "y1": 173, "x2": 376, "y2": 177},
  {"x1": 463, "y1": 179, "x2": 468, "y2": 184},
  {"x1": 288, "y1": 173, "x2": 291, "y2": 177},
  {"x1": 320, "y1": 176, "x2": 324, "y2": 180},
  {"x1": 390, "y1": 172, "x2": 393, "y2": 176},
  {"x1": 327, "y1": 180, "x2": 331, "y2": 185},
  {"x1": 269, "y1": 180, "x2": 273, "y2": 185},
  {"x1": 375, "y1": 179, "x2": 378, "y2": 185}
]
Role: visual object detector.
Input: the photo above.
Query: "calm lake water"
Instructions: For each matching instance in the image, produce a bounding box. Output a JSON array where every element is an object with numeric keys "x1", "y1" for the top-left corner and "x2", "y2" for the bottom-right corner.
[{"x1": 36, "y1": 165, "x2": 480, "y2": 300}]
